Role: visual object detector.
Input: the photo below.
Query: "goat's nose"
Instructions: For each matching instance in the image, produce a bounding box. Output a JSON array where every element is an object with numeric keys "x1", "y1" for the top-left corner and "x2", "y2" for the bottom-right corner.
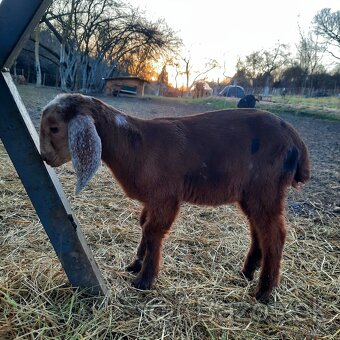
[{"x1": 41, "y1": 154, "x2": 49, "y2": 163}]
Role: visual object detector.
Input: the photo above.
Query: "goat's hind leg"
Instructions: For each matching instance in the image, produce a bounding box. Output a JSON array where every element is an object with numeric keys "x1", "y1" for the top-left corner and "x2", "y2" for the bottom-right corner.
[
  {"x1": 240, "y1": 195, "x2": 286, "y2": 303},
  {"x1": 126, "y1": 207, "x2": 148, "y2": 273},
  {"x1": 255, "y1": 213, "x2": 286, "y2": 303}
]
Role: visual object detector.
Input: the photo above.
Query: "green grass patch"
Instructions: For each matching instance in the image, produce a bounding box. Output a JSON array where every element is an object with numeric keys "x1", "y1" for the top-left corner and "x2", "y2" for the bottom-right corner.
[
  {"x1": 186, "y1": 96, "x2": 340, "y2": 121},
  {"x1": 277, "y1": 95, "x2": 339, "y2": 110}
]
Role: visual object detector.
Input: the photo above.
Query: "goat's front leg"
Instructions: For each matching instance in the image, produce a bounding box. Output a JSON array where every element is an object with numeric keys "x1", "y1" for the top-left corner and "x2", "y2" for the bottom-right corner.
[
  {"x1": 126, "y1": 207, "x2": 148, "y2": 274},
  {"x1": 239, "y1": 200, "x2": 262, "y2": 281},
  {"x1": 132, "y1": 202, "x2": 179, "y2": 290},
  {"x1": 242, "y1": 225, "x2": 262, "y2": 280}
]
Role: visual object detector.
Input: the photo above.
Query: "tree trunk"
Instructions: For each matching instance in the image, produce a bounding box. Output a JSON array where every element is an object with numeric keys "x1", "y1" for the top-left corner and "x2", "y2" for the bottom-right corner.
[
  {"x1": 34, "y1": 25, "x2": 42, "y2": 87},
  {"x1": 59, "y1": 43, "x2": 67, "y2": 91},
  {"x1": 81, "y1": 55, "x2": 88, "y2": 92},
  {"x1": 13, "y1": 60, "x2": 17, "y2": 77}
]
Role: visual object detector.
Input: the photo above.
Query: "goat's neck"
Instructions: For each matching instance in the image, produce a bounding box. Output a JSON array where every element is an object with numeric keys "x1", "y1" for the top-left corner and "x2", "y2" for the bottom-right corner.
[{"x1": 92, "y1": 103, "x2": 142, "y2": 191}]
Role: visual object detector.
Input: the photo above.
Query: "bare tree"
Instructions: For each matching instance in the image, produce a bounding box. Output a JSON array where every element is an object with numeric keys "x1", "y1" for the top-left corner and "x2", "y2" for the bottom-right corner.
[
  {"x1": 261, "y1": 43, "x2": 290, "y2": 93},
  {"x1": 42, "y1": 0, "x2": 78, "y2": 90},
  {"x1": 41, "y1": 0, "x2": 181, "y2": 92},
  {"x1": 313, "y1": 8, "x2": 340, "y2": 60},
  {"x1": 244, "y1": 51, "x2": 263, "y2": 86},
  {"x1": 296, "y1": 26, "x2": 327, "y2": 93},
  {"x1": 182, "y1": 57, "x2": 191, "y2": 95},
  {"x1": 119, "y1": 18, "x2": 181, "y2": 80},
  {"x1": 182, "y1": 56, "x2": 218, "y2": 95},
  {"x1": 173, "y1": 62, "x2": 181, "y2": 89},
  {"x1": 236, "y1": 44, "x2": 290, "y2": 91}
]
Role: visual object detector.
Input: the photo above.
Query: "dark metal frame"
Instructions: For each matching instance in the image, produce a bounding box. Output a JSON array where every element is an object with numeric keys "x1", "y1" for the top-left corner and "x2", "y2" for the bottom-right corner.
[{"x1": 0, "y1": 0, "x2": 107, "y2": 295}]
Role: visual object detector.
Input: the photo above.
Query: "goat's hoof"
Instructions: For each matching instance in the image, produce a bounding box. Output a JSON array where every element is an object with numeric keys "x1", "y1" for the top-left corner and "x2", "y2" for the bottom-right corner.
[
  {"x1": 132, "y1": 276, "x2": 153, "y2": 290},
  {"x1": 255, "y1": 289, "x2": 271, "y2": 304},
  {"x1": 126, "y1": 260, "x2": 142, "y2": 273},
  {"x1": 241, "y1": 269, "x2": 254, "y2": 281}
]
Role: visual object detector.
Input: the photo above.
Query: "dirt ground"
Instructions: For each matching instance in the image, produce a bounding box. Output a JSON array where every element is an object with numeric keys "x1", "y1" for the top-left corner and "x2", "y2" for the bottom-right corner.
[{"x1": 0, "y1": 84, "x2": 339, "y2": 338}]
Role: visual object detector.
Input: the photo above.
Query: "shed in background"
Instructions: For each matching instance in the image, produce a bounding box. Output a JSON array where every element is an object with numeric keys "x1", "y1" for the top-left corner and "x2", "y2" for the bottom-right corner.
[
  {"x1": 192, "y1": 81, "x2": 213, "y2": 98},
  {"x1": 104, "y1": 76, "x2": 148, "y2": 96}
]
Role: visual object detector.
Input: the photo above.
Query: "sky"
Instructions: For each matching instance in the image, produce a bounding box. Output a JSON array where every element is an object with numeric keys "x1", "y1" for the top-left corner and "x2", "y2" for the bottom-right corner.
[
  {"x1": 128, "y1": 0, "x2": 339, "y2": 84},
  {"x1": 0, "y1": 0, "x2": 337, "y2": 85}
]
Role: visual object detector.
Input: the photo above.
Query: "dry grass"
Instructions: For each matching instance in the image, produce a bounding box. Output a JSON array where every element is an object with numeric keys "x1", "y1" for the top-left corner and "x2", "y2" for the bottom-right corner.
[{"x1": 0, "y1": 86, "x2": 339, "y2": 339}]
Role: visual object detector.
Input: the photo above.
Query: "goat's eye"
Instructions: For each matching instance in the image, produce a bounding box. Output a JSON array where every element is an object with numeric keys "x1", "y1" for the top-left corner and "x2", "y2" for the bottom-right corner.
[{"x1": 50, "y1": 127, "x2": 59, "y2": 134}]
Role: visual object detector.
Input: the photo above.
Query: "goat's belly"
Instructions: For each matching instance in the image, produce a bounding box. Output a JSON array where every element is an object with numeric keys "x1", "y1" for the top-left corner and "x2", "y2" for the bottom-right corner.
[
  {"x1": 182, "y1": 177, "x2": 239, "y2": 206},
  {"x1": 184, "y1": 194, "x2": 236, "y2": 206}
]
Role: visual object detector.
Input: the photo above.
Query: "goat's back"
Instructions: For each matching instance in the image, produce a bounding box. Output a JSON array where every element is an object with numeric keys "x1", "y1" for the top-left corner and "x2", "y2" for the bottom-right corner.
[{"x1": 136, "y1": 109, "x2": 309, "y2": 205}]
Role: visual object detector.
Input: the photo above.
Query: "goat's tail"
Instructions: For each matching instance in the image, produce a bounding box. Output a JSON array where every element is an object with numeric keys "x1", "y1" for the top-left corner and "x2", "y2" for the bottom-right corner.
[{"x1": 292, "y1": 139, "x2": 310, "y2": 189}]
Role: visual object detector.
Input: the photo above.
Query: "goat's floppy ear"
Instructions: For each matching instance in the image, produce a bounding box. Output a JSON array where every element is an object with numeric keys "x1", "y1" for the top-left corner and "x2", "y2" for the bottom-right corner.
[{"x1": 68, "y1": 115, "x2": 102, "y2": 194}]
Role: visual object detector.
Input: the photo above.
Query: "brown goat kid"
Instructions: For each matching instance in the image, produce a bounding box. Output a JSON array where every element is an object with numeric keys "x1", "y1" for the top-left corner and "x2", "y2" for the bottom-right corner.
[{"x1": 39, "y1": 94, "x2": 310, "y2": 303}]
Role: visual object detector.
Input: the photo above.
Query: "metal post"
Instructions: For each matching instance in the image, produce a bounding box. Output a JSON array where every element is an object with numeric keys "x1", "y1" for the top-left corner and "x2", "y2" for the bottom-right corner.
[{"x1": 0, "y1": 0, "x2": 107, "y2": 295}]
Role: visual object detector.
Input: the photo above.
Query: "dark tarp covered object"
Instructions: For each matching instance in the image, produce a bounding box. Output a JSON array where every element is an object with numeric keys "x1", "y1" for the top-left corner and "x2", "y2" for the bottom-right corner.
[{"x1": 219, "y1": 85, "x2": 245, "y2": 98}]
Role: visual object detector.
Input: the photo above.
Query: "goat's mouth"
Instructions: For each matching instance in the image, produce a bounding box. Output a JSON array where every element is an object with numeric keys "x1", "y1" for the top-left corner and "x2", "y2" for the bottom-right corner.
[{"x1": 42, "y1": 155, "x2": 61, "y2": 167}]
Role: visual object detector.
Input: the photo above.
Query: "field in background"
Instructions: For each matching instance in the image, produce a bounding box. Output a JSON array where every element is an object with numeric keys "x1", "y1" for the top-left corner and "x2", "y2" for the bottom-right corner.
[
  {"x1": 188, "y1": 95, "x2": 340, "y2": 121},
  {"x1": 0, "y1": 85, "x2": 339, "y2": 339},
  {"x1": 16, "y1": 84, "x2": 340, "y2": 122}
]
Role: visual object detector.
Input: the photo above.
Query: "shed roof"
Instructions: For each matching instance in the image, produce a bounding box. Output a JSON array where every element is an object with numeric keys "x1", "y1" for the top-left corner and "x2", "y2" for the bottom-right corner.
[{"x1": 104, "y1": 76, "x2": 149, "y2": 83}]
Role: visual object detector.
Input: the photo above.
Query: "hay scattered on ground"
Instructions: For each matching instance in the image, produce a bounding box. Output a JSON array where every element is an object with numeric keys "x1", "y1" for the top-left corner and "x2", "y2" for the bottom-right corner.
[{"x1": 0, "y1": 87, "x2": 339, "y2": 339}]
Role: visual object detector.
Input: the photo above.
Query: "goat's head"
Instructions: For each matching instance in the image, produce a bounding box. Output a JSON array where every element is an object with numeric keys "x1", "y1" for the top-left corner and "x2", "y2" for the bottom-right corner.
[{"x1": 39, "y1": 93, "x2": 102, "y2": 194}]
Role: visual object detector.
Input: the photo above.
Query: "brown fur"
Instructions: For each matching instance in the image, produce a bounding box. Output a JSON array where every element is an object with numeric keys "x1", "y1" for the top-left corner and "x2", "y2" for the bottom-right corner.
[{"x1": 40, "y1": 94, "x2": 310, "y2": 303}]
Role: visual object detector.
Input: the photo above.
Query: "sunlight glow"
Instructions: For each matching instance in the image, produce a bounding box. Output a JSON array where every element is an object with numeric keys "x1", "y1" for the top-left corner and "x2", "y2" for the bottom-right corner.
[{"x1": 130, "y1": 0, "x2": 339, "y2": 81}]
